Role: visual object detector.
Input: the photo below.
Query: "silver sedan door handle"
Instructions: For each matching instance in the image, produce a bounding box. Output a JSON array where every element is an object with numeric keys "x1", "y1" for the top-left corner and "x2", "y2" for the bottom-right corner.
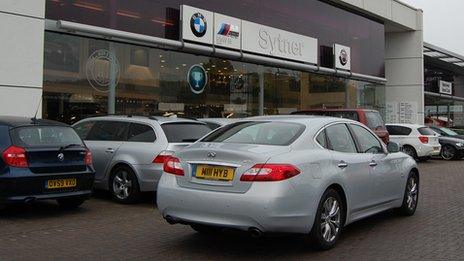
[
  {"x1": 338, "y1": 161, "x2": 348, "y2": 169},
  {"x1": 369, "y1": 161, "x2": 378, "y2": 167},
  {"x1": 105, "y1": 148, "x2": 115, "y2": 153}
]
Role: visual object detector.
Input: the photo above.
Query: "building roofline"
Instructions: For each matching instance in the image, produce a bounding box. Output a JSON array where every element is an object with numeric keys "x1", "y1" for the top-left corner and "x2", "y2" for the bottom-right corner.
[{"x1": 424, "y1": 42, "x2": 464, "y2": 70}]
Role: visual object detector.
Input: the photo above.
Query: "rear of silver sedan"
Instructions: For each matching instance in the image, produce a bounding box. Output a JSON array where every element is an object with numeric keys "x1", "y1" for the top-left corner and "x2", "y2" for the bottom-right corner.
[{"x1": 157, "y1": 121, "x2": 320, "y2": 235}]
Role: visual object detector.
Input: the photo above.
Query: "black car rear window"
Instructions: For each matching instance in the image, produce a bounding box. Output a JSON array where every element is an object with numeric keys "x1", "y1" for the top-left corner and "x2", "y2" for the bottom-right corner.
[
  {"x1": 161, "y1": 123, "x2": 212, "y2": 143},
  {"x1": 418, "y1": 127, "x2": 436, "y2": 136},
  {"x1": 201, "y1": 121, "x2": 305, "y2": 146},
  {"x1": 10, "y1": 126, "x2": 83, "y2": 148},
  {"x1": 386, "y1": 125, "x2": 412, "y2": 136}
]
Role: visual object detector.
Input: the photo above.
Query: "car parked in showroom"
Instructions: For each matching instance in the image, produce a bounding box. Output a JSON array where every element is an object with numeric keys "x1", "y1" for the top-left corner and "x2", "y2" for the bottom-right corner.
[
  {"x1": 0, "y1": 116, "x2": 94, "y2": 209},
  {"x1": 157, "y1": 116, "x2": 419, "y2": 250},
  {"x1": 291, "y1": 109, "x2": 389, "y2": 144},
  {"x1": 73, "y1": 115, "x2": 212, "y2": 203},
  {"x1": 428, "y1": 126, "x2": 464, "y2": 160},
  {"x1": 386, "y1": 124, "x2": 441, "y2": 161}
]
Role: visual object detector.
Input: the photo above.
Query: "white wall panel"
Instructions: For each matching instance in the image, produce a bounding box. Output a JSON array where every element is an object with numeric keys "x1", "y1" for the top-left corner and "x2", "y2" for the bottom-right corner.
[
  {"x1": 0, "y1": 0, "x2": 45, "y2": 18},
  {"x1": 0, "y1": 86, "x2": 42, "y2": 117},
  {"x1": 0, "y1": 12, "x2": 44, "y2": 88}
]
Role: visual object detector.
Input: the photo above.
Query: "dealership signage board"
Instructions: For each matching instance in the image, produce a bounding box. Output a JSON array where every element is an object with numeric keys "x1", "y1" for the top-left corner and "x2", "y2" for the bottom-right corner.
[
  {"x1": 181, "y1": 5, "x2": 214, "y2": 45},
  {"x1": 334, "y1": 44, "x2": 351, "y2": 71},
  {"x1": 181, "y1": 5, "x2": 318, "y2": 64},
  {"x1": 214, "y1": 13, "x2": 241, "y2": 50},
  {"x1": 439, "y1": 80, "x2": 453, "y2": 95},
  {"x1": 241, "y1": 21, "x2": 318, "y2": 64}
]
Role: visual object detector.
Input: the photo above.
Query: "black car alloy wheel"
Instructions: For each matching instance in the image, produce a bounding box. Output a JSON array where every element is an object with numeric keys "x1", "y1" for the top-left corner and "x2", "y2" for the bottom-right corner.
[{"x1": 441, "y1": 145, "x2": 456, "y2": 160}]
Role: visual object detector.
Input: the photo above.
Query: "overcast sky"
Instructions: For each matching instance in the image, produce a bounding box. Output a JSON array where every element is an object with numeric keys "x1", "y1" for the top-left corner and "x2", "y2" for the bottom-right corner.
[{"x1": 400, "y1": 0, "x2": 464, "y2": 55}]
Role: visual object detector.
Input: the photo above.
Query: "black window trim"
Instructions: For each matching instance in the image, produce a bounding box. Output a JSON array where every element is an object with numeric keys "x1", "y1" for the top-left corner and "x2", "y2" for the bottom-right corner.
[
  {"x1": 85, "y1": 120, "x2": 130, "y2": 142},
  {"x1": 126, "y1": 122, "x2": 157, "y2": 143},
  {"x1": 316, "y1": 122, "x2": 358, "y2": 154},
  {"x1": 347, "y1": 123, "x2": 386, "y2": 154}
]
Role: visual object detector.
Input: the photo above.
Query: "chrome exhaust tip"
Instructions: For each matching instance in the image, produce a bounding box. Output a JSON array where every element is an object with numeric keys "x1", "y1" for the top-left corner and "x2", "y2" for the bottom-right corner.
[
  {"x1": 165, "y1": 216, "x2": 177, "y2": 225},
  {"x1": 249, "y1": 227, "x2": 263, "y2": 238}
]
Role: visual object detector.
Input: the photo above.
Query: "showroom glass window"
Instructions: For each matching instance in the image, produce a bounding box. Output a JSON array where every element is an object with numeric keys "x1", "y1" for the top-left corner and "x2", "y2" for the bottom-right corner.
[{"x1": 43, "y1": 31, "x2": 386, "y2": 124}]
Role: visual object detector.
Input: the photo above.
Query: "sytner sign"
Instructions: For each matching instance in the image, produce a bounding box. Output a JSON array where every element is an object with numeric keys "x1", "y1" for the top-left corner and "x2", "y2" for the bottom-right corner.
[
  {"x1": 241, "y1": 21, "x2": 318, "y2": 64},
  {"x1": 181, "y1": 5, "x2": 318, "y2": 65}
]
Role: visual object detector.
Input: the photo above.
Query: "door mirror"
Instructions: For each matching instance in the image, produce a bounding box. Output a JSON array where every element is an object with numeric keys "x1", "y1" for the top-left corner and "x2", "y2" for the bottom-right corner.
[{"x1": 387, "y1": 142, "x2": 400, "y2": 153}]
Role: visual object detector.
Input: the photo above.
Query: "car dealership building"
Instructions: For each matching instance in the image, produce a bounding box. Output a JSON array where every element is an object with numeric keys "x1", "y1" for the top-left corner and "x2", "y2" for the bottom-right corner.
[{"x1": 0, "y1": 0, "x2": 427, "y2": 124}]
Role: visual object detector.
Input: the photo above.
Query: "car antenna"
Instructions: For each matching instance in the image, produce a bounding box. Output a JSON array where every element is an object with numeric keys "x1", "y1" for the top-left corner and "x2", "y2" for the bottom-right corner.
[{"x1": 31, "y1": 95, "x2": 42, "y2": 124}]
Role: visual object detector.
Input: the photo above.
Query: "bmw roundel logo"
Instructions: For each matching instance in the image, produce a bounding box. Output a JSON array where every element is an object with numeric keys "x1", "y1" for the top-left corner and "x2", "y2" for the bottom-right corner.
[
  {"x1": 190, "y1": 12, "x2": 207, "y2": 37},
  {"x1": 57, "y1": 153, "x2": 65, "y2": 162},
  {"x1": 339, "y1": 49, "x2": 348, "y2": 66},
  {"x1": 188, "y1": 65, "x2": 208, "y2": 94}
]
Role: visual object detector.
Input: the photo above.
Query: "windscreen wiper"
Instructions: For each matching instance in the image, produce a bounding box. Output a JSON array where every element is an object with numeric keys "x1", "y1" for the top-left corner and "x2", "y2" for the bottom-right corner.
[{"x1": 59, "y1": 144, "x2": 84, "y2": 150}]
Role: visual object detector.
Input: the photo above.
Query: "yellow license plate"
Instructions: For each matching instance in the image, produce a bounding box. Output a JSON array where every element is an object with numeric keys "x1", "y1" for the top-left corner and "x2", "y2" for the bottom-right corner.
[
  {"x1": 47, "y1": 178, "x2": 77, "y2": 189},
  {"x1": 195, "y1": 165, "x2": 235, "y2": 181}
]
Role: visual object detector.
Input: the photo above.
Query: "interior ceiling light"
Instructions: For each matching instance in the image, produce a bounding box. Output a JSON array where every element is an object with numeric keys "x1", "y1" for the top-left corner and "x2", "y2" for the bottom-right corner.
[{"x1": 440, "y1": 57, "x2": 461, "y2": 63}]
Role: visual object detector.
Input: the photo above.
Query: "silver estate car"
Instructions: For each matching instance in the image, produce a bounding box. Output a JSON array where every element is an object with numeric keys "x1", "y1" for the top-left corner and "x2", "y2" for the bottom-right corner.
[
  {"x1": 157, "y1": 116, "x2": 419, "y2": 249},
  {"x1": 73, "y1": 115, "x2": 212, "y2": 203}
]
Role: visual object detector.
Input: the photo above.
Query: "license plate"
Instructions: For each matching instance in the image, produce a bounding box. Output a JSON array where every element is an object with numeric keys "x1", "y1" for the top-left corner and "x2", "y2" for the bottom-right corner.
[
  {"x1": 46, "y1": 178, "x2": 77, "y2": 189},
  {"x1": 195, "y1": 165, "x2": 235, "y2": 181}
]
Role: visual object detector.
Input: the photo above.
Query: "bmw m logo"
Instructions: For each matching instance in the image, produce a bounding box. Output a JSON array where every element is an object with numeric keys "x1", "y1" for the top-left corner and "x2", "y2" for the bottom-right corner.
[{"x1": 190, "y1": 12, "x2": 207, "y2": 37}]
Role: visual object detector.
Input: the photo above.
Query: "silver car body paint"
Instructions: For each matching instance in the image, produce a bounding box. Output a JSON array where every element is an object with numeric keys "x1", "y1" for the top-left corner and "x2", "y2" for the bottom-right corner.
[
  {"x1": 157, "y1": 116, "x2": 417, "y2": 233},
  {"x1": 74, "y1": 116, "x2": 211, "y2": 192}
]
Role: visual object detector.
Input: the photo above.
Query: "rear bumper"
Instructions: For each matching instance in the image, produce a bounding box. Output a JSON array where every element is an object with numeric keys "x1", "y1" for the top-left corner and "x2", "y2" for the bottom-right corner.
[
  {"x1": 0, "y1": 171, "x2": 95, "y2": 204},
  {"x1": 157, "y1": 174, "x2": 316, "y2": 233},
  {"x1": 416, "y1": 144, "x2": 441, "y2": 157}
]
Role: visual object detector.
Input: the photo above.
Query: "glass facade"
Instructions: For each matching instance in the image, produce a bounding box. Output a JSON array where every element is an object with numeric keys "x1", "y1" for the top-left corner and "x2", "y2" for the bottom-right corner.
[
  {"x1": 424, "y1": 64, "x2": 464, "y2": 128},
  {"x1": 45, "y1": 0, "x2": 385, "y2": 77},
  {"x1": 43, "y1": 32, "x2": 385, "y2": 124}
]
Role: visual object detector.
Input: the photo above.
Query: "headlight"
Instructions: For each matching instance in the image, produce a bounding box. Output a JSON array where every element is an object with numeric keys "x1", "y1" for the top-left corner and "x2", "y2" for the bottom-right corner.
[{"x1": 456, "y1": 143, "x2": 463, "y2": 147}]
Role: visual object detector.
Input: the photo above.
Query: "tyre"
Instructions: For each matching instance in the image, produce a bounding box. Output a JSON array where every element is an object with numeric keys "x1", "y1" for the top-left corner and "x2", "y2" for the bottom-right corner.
[
  {"x1": 109, "y1": 165, "x2": 141, "y2": 204},
  {"x1": 402, "y1": 145, "x2": 417, "y2": 160},
  {"x1": 397, "y1": 171, "x2": 419, "y2": 216},
  {"x1": 309, "y1": 189, "x2": 345, "y2": 250},
  {"x1": 57, "y1": 197, "x2": 86, "y2": 209},
  {"x1": 441, "y1": 145, "x2": 457, "y2": 161},
  {"x1": 190, "y1": 224, "x2": 222, "y2": 235}
]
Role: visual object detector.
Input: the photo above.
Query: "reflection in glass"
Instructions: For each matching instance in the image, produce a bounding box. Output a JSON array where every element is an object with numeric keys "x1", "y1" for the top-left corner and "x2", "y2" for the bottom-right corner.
[{"x1": 43, "y1": 32, "x2": 385, "y2": 125}]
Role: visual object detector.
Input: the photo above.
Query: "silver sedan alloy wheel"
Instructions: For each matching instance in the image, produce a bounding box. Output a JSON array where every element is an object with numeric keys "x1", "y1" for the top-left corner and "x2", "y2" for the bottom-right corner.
[
  {"x1": 406, "y1": 176, "x2": 418, "y2": 211},
  {"x1": 320, "y1": 197, "x2": 341, "y2": 243},
  {"x1": 113, "y1": 170, "x2": 133, "y2": 200}
]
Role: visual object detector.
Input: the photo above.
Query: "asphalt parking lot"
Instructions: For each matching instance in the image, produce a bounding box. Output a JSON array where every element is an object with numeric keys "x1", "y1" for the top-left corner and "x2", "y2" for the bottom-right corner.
[{"x1": 0, "y1": 159, "x2": 463, "y2": 261}]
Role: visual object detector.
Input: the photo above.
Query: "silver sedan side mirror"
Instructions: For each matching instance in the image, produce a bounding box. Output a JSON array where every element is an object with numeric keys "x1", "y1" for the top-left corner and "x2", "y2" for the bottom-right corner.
[{"x1": 387, "y1": 142, "x2": 400, "y2": 153}]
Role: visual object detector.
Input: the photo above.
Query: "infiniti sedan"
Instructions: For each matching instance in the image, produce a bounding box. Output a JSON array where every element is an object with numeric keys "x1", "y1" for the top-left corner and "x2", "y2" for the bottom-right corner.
[{"x1": 157, "y1": 116, "x2": 419, "y2": 250}]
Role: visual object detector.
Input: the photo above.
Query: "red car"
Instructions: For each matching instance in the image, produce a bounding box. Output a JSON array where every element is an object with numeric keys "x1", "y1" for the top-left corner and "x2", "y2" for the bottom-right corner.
[{"x1": 291, "y1": 109, "x2": 390, "y2": 144}]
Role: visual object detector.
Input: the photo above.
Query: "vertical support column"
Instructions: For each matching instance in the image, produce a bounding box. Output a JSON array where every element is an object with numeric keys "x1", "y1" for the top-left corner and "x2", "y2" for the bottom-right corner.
[
  {"x1": 258, "y1": 65, "x2": 264, "y2": 116},
  {"x1": 0, "y1": 0, "x2": 45, "y2": 117},
  {"x1": 384, "y1": 11, "x2": 424, "y2": 124},
  {"x1": 108, "y1": 42, "x2": 116, "y2": 115}
]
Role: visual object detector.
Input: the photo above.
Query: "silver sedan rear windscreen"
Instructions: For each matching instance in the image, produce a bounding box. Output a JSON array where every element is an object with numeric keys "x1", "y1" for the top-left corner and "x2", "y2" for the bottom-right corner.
[{"x1": 201, "y1": 121, "x2": 305, "y2": 146}]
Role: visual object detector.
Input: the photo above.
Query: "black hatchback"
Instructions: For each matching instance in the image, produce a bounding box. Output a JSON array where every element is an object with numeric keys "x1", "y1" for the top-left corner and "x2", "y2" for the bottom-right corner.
[{"x1": 0, "y1": 116, "x2": 95, "y2": 208}]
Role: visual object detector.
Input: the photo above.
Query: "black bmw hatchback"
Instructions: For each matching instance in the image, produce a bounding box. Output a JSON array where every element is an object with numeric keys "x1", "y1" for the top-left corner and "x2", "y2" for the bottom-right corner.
[{"x1": 0, "y1": 116, "x2": 95, "y2": 208}]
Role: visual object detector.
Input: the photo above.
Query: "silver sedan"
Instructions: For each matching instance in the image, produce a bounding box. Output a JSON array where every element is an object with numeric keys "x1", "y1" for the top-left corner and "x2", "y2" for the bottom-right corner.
[{"x1": 157, "y1": 116, "x2": 419, "y2": 250}]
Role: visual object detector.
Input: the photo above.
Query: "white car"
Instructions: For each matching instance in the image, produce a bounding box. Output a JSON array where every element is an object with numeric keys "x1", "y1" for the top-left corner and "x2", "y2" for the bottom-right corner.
[{"x1": 386, "y1": 124, "x2": 441, "y2": 160}]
